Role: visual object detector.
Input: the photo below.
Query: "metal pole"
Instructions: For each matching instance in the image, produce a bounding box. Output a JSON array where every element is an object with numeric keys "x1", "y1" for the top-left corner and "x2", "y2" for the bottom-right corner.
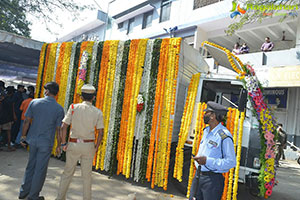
[{"x1": 102, "y1": 0, "x2": 116, "y2": 41}]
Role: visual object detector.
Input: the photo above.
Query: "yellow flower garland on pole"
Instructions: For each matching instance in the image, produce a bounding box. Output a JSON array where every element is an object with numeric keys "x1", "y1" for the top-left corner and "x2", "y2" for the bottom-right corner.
[
  {"x1": 117, "y1": 39, "x2": 139, "y2": 174},
  {"x1": 186, "y1": 102, "x2": 206, "y2": 198},
  {"x1": 227, "y1": 108, "x2": 238, "y2": 200},
  {"x1": 57, "y1": 42, "x2": 74, "y2": 107},
  {"x1": 163, "y1": 38, "x2": 182, "y2": 190},
  {"x1": 146, "y1": 39, "x2": 168, "y2": 181},
  {"x1": 41, "y1": 43, "x2": 59, "y2": 97},
  {"x1": 124, "y1": 39, "x2": 148, "y2": 178},
  {"x1": 151, "y1": 38, "x2": 169, "y2": 188},
  {"x1": 221, "y1": 107, "x2": 233, "y2": 200},
  {"x1": 174, "y1": 73, "x2": 201, "y2": 182},
  {"x1": 232, "y1": 111, "x2": 245, "y2": 200},
  {"x1": 99, "y1": 40, "x2": 119, "y2": 170}
]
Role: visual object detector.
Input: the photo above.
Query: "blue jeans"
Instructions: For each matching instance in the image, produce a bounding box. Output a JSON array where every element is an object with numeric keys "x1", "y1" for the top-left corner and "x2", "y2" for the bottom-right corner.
[{"x1": 19, "y1": 144, "x2": 52, "y2": 200}]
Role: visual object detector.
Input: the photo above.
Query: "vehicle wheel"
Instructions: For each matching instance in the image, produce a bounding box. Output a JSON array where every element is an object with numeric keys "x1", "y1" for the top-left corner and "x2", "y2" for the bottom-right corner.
[{"x1": 297, "y1": 156, "x2": 300, "y2": 165}]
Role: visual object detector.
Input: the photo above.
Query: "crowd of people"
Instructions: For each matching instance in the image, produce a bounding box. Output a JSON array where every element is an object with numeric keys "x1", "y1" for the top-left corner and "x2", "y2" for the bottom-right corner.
[
  {"x1": 0, "y1": 80, "x2": 34, "y2": 151},
  {"x1": 231, "y1": 37, "x2": 274, "y2": 55}
]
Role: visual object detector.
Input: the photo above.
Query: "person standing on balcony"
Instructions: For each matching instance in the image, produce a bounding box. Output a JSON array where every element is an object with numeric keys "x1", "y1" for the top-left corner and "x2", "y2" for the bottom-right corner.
[
  {"x1": 261, "y1": 37, "x2": 274, "y2": 52},
  {"x1": 232, "y1": 43, "x2": 241, "y2": 55},
  {"x1": 240, "y1": 43, "x2": 250, "y2": 54},
  {"x1": 56, "y1": 84, "x2": 104, "y2": 200},
  {"x1": 189, "y1": 101, "x2": 236, "y2": 200}
]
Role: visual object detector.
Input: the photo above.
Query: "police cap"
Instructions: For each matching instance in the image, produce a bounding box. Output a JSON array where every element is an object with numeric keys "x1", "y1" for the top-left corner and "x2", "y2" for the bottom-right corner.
[
  {"x1": 204, "y1": 101, "x2": 228, "y2": 115},
  {"x1": 81, "y1": 84, "x2": 96, "y2": 94}
]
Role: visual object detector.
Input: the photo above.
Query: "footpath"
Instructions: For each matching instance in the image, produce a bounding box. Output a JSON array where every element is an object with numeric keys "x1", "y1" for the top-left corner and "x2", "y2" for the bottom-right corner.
[
  {"x1": 0, "y1": 148, "x2": 185, "y2": 200},
  {"x1": 1, "y1": 148, "x2": 300, "y2": 200}
]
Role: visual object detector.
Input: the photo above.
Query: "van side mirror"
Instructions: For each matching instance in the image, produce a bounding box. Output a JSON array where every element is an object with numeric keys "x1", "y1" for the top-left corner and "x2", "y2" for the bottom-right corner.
[{"x1": 238, "y1": 89, "x2": 247, "y2": 112}]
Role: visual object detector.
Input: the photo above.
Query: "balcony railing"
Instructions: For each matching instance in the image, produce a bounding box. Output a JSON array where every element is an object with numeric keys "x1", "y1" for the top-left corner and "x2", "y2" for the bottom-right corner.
[{"x1": 193, "y1": 0, "x2": 223, "y2": 10}]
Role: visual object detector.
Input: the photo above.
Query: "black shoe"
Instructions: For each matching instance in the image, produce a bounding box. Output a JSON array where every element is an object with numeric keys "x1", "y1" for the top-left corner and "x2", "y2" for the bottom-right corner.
[
  {"x1": 19, "y1": 194, "x2": 28, "y2": 199},
  {"x1": 27, "y1": 196, "x2": 45, "y2": 200}
]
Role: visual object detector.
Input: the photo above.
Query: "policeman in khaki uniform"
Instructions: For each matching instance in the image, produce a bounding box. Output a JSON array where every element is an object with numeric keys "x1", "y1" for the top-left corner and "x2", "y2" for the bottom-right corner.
[
  {"x1": 189, "y1": 101, "x2": 236, "y2": 200},
  {"x1": 56, "y1": 84, "x2": 104, "y2": 200}
]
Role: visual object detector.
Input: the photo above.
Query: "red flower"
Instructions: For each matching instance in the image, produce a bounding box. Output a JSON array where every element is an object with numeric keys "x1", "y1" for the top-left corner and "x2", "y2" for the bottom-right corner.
[{"x1": 137, "y1": 103, "x2": 144, "y2": 112}]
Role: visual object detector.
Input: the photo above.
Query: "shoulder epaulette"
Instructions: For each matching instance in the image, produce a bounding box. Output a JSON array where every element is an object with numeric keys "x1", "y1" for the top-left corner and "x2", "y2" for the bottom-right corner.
[{"x1": 218, "y1": 131, "x2": 229, "y2": 140}]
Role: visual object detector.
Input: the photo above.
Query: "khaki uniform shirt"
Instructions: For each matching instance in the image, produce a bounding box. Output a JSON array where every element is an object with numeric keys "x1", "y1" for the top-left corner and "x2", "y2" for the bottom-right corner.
[{"x1": 62, "y1": 101, "x2": 104, "y2": 140}]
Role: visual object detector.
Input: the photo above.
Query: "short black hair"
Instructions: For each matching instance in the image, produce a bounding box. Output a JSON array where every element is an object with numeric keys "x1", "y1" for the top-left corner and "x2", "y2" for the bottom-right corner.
[
  {"x1": 0, "y1": 80, "x2": 5, "y2": 88},
  {"x1": 17, "y1": 84, "x2": 25, "y2": 89},
  {"x1": 215, "y1": 112, "x2": 225, "y2": 122},
  {"x1": 28, "y1": 86, "x2": 35, "y2": 92},
  {"x1": 6, "y1": 86, "x2": 15, "y2": 95},
  {"x1": 278, "y1": 123, "x2": 283, "y2": 127},
  {"x1": 44, "y1": 82, "x2": 59, "y2": 95},
  {"x1": 81, "y1": 92, "x2": 95, "y2": 101}
]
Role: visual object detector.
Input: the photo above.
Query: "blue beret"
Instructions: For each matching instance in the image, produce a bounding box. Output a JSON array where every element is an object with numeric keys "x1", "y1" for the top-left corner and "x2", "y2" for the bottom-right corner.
[{"x1": 204, "y1": 101, "x2": 228, "y2": 115}]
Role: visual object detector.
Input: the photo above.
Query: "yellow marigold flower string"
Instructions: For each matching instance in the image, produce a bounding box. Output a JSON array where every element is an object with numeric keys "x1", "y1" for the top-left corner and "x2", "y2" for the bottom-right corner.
[
  {"x1": 35, "y1": 43, "x2": 47, "y2": 98},
  {"x1": 232, "y1": 111, "x2": 245, "y2": 200}
]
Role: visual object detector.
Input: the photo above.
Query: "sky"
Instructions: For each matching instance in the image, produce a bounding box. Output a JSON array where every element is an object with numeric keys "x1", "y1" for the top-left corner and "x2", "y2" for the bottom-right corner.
[{"x1": 28, "y1": 0, "x2": 109, "y2": 43}]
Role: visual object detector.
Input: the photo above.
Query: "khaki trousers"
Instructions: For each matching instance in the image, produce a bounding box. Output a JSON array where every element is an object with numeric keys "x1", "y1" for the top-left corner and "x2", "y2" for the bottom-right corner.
[{"x1": 56, "y1": 142, "x2": 95, "y2": 200}]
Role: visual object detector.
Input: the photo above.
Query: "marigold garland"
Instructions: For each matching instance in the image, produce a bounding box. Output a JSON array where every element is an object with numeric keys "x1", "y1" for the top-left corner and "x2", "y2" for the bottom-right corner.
[
  {"x1": 117, "y1": 39, "x2": 139, "y2": 174},
  {"x1": 221, "y1": 108, "x2": 233, "y2": 200},
  {"x1": 186, "y1": 102, "x2": 206, "y2": 198},
  {"x1": 35, "y1": 38, "x2": 186, "y2": 191},
  {"x1": 146, "y1": 38, "x2": 169, "y2": 182},
  {"x1": 232, "y1": 111, "x2": 245, "y2": 200},
  {"x1": 39, "y1": 43, "x2": 53, "y2": 97},
  {"x1": 35, "y1": 43, "x2": 47, "y2": 98},
  {"x1": 139, "y1": 39, "x2": 162, "y2": 182},
  {"x1": 174, "y1": 73, "x2": 201, "y2": 182},
  {"x1": 98, "y1": 40, "x2": 119, "y2": 171}
]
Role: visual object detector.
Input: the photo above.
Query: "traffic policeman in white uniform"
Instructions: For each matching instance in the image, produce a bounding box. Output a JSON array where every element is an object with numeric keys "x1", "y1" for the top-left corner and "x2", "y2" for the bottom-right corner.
[
  {"x1": 189, "y1": 101, "x2": 236, "y2": 200},
  {"x1": 56, "y1": 84, "x2": 104, "y2": 200}
]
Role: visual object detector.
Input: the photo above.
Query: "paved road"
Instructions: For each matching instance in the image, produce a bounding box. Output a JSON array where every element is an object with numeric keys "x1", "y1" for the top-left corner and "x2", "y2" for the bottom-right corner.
[{"x1": 0, "y1": 149, "x2": 299, "y2": 200}]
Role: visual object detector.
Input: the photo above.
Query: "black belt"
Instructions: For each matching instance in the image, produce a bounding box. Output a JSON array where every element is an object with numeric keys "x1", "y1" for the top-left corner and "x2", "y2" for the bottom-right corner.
[{"x1": 200, "y1": 171, "x2": 222, "y2": 176}]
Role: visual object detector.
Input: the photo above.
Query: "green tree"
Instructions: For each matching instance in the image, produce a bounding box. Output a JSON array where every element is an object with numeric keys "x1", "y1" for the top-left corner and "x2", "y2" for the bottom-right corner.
[
  {"x1": 226, "y1": 0, "x2": 299, "y2": 35},
  {"x1": 0, "y1": 0, "x2": 93, "y2": 37},
  {"x1": 0, "y1": 0, "x2": 31, "y2": 37}
]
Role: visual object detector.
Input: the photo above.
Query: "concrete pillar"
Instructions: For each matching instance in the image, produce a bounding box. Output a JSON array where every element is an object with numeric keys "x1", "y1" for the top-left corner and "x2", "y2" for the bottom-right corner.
[{"x1": 194, "y1": 26, "x2": 208, "y2": 51}]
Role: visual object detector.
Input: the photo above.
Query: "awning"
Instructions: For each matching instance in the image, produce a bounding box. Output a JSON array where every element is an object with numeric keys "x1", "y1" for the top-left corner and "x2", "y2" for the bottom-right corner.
[
  {"x1": 113, "y1": 3, "x2": 154, "y2": 24},
  {"x1": 202, "y1": 43, "x2": 243, "y2": 73},
  {"x1": 0, "y1": 30, "x2": 43, "y2": 50}
]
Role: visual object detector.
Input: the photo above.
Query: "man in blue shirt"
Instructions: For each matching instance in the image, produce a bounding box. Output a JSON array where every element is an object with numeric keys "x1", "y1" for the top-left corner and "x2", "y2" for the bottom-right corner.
[
  {"x1": 189, "y1": 101, "x2": 236, "y2": 200},
  {"x1": 19, "y1": 82, "x2": 64, "y2": 200}
]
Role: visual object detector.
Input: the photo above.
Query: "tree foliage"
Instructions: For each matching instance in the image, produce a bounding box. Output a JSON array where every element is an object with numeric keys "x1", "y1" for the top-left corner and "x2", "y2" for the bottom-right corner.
[
  {"x1": 0, "y1": 0, "x2": 31, "y2": 37},
  {"x1": 0, "y1": 0, "x2": 94, "y2": 37},
  {"x1": 226, "y1": 0, "x2": 299, "y2": 35}
]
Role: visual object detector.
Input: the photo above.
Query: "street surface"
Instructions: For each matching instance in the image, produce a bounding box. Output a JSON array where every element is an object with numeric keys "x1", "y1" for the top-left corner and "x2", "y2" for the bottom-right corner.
[{"x1": 0, "y1": 149, "x2": 299, "y2": 200}]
